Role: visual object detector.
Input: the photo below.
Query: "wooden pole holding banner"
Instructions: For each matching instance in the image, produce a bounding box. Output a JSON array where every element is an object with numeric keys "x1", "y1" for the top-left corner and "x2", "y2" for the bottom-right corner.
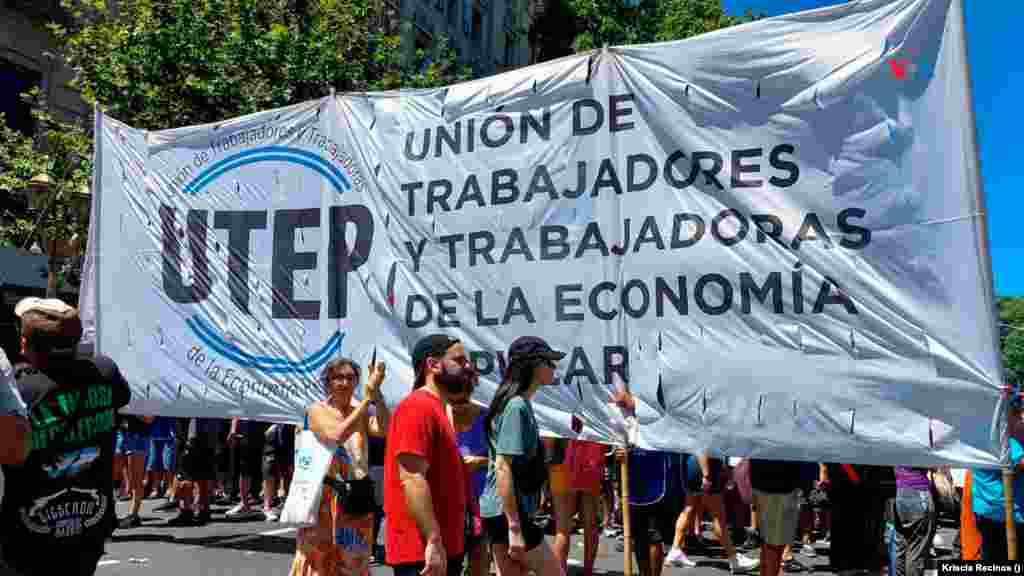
[
  {"x1": 952, "y1": 0, "x2": 1014, "y2": 559},
  {"x1": 620, "y1": 447, "x2": 633, "y2": 576},
  {"x1": 1004, "y1": 470, "x2": 1017, "y2": 560}
]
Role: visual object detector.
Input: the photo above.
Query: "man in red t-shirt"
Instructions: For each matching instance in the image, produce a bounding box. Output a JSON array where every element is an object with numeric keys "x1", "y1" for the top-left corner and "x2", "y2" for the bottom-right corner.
[{"x1": 385, "y1": 334, "x2": 473, "y2": 576}]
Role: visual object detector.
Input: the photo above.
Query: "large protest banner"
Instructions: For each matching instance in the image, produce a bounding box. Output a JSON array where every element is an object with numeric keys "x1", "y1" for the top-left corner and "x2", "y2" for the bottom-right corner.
[{"x1": 81, "y1": 0, "x2": 1006, "y2": 466}]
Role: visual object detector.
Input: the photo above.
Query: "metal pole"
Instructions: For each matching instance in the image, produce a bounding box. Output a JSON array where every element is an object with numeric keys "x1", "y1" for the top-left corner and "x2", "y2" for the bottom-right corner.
[{"x1": 954, "y1": 0, "x2": 1014, "y2": 559}]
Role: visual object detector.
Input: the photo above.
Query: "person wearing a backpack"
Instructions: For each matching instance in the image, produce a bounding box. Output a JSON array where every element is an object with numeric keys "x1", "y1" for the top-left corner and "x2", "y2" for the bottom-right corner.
[{"x1": 0, "y1": 298, "x2": 131, "y2": 576}]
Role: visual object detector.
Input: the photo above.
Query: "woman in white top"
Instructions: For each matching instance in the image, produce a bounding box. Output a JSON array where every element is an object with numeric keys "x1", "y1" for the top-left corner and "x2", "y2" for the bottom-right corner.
[{"x1": 291, "y1": 357, "x2": 390, "y2": 576}]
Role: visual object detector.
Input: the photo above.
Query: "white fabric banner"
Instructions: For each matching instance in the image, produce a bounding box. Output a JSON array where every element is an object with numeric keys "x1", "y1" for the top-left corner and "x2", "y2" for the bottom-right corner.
[{"x1": 82, "y1": 0, "x2": 1008, "y2": 467}]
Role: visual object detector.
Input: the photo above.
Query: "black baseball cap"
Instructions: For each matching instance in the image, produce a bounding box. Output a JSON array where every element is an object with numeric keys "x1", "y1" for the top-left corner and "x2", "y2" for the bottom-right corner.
[
  {"x1": 411, "y1": 334, "x2": 461, "y2": 374},
  {"x1": 508, "y1": 336, "x2": 565, "y2": 365}
]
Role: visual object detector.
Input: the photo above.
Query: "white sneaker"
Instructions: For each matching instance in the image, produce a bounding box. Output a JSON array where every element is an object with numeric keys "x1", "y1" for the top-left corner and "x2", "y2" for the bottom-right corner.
[
  {"x1": 731, "y1": 553, "x2": 760, "y2": 574},
  {"x1": 263, "y1": 508, "x2": 279, "y2": 522},
  {"x1": 664, "y1": 548, "x2": 697, "y2": 568},
  {"x1": 226, "y1": 503, "x2": 258, "y2": 518}
]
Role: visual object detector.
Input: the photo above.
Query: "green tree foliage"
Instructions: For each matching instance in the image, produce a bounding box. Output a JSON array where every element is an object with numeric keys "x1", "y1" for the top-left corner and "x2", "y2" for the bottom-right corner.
[
  {"x1": 1000, "y1": 296, "x2": 1024, "y2": 382},
  {"x1": 0, "y1": 88, "x2": 92, "y2": 294},
  {"x1": 49, "y1": 0, "x2": 471, "y2": 130},
  {"x1": 531, "y1": 0, "x2": 757, "y2": 62}
]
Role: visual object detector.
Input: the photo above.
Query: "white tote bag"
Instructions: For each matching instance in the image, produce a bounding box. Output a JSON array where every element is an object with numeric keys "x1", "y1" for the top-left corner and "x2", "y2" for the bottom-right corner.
[{"x1": 280, "y1": 415, "x2": 336, "y2": 526}]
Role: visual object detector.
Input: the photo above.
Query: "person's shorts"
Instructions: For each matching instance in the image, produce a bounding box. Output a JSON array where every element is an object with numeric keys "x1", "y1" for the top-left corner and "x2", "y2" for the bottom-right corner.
[
  {"x1": 262, "y1": 448, "x2": 294, "y2": 479},
  {"x1": 684, "y1": 455, "x2": 724, "y2": 495},
  {"x1": 115, "y1": 431, "x2": 148, "y2": 456},
  {"x1": 568, "y1": 441, "x2": 604, "y2": 496},
  {"x1": 754, "y1": 489, "x2": 801, "y2": 547},
  {"x1": 630, "y1": 492, "x2": 684, "y2": 550},
  {"x1": 146, "y1": 439, "x2": 176, "y2": 472},
  {"x1": 232, "y1": 432, "x2": 265, "y2": 480},
  {"x1": 483, "y1": 514, "x2": 545, "y2": 551},
  {"x1": 176, "y1": 437, "x2": 216, "y2": 482},
  {"x1": 548, "y1": 463, "x2": 571, "y2": 495}
]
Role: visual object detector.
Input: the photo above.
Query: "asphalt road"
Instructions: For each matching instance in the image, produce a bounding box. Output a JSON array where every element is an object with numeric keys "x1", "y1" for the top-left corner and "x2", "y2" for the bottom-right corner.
[{"x1": 94, "y1": 499, "x2": 959, "y2": 576}]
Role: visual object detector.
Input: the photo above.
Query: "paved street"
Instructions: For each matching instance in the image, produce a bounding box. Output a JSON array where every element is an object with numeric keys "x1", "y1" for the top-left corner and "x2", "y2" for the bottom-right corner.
[{"x1": 98, "y1": 500, "x2": 958, "y2": 576}]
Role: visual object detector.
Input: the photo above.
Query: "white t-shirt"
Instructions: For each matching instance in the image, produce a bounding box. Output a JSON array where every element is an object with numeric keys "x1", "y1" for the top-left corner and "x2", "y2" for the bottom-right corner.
[{"x1": 0, "y1": 349, "x2": 25, "y2": 507}]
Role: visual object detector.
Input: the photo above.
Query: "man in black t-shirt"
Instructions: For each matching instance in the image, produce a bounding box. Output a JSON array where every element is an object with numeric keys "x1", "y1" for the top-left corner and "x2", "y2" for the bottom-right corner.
[{"x1": 0, "y1": 298, "x2": 131, "y2": 576}]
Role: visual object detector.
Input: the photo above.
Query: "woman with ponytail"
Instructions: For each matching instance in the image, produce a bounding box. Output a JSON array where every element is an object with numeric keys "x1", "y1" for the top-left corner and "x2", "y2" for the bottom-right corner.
[{"x1": 480, "y1": 337, "x2": 566, "y2": 576}]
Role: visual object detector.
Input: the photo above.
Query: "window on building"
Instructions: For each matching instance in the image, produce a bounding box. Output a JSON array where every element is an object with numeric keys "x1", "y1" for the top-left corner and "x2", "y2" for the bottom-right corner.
[
  {"x1": 0, "y1": 60, "x2": 41, "y2": 135},
  {"x1": 447, "y1": 0, "x2": 458, "y2": 28},
  {"x1": 505, "y1": 0, "x2": 515, "y2": 32},
  {"x1": 504, "y1": 33, "x2": 514, "y2": 68},
  {"x1": 415, "y1": 27, "x2": 434, "y2": 69},
  {"x1": 471, "y1": 4, "x2": 483, "y2": 53},
  {"x1": 416, "y1": 28, "x2": 434, "y2": 52}
]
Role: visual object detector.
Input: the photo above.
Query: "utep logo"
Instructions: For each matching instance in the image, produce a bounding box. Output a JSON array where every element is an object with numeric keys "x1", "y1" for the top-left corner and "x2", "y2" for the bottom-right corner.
[{"x1": 160, "y1": 144, "x2": 375, "y2": 375}]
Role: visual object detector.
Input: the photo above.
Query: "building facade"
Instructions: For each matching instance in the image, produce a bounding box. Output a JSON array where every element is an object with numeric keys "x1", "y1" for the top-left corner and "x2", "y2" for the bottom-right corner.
[
  {"x1": 397, "y1": 0, "x2": 531, "y2": 77},
  {"x1": 1, "y1": 0, "x2": 87, "y2": 132}
]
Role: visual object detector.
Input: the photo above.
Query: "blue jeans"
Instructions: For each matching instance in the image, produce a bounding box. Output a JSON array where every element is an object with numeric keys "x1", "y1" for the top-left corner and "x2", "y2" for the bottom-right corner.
[
  {"x1": 115, "y1": 431, "x2": 148, "y2": 455},
  {"x1": 146, "y1": 439, "x2": 176, "y2": 472}
]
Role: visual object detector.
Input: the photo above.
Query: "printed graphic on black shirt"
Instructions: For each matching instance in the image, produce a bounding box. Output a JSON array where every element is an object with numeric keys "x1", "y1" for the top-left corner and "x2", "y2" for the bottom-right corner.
[
  {"x1": 21, "y1": 486, "x2": 110, "y2": 537},
  {"x1": 42, "y1": 447, "x2": 100, "y2": 479},
  {"x1": 1, "y1": 356, "x2": 131, "y2": 551}
]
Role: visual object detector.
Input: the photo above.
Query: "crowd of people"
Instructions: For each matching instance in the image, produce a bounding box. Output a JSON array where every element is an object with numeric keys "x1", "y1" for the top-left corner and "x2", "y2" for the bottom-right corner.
[{"x1": 0, "y1": 302, "x2": 1018, "y2": 576}]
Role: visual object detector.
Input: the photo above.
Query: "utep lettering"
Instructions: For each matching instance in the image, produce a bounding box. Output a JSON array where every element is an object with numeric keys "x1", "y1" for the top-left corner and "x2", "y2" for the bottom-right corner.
[
  {"x1": 32, "y1": 384, "x2": 116, "y2": 451},
  {"x1": 159, "y1": 205, "x2": 374, "y2": 320}
]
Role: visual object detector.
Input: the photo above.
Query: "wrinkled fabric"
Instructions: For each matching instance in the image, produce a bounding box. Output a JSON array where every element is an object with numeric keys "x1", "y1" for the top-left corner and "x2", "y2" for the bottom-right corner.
[{"x1": 81, "y1": 0, "x2": 1003, "y2": 467}]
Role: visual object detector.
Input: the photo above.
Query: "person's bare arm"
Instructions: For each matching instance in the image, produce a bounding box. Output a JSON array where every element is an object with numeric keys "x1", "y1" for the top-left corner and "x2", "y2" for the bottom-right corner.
[
  {"x1": 397, "y1": 453, "x2": 443, "y2": 542},
  {"x1": 463, "y1": 455, "x2": 489, "y2": 471},
  {"x1": 451, "y1": 404, "x2": 482, "y2": 434},
  {"x1": 0, "y1": 415, "x2": 30, "y2": 465},
  {"x1": 309, "y1": 399, "x2": 372, "y2": 444},
  {"x1": 366, "y1": 361, "x2": 390, "y2": 437},
  {"x1": 367, "y1": 396, "x2": 390, "y2": 438},
  {"x1": 494, "y1": 454, "x2": 520, "y2": 526},
  {"x1": 698, "y1": 454, "x2": 711, "y2": 478}
]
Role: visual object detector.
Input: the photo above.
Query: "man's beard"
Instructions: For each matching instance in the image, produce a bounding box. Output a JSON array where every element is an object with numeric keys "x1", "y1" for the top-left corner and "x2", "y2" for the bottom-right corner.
[{"x1": 436, "y1": 365, "x2": 474, "y2": 396}]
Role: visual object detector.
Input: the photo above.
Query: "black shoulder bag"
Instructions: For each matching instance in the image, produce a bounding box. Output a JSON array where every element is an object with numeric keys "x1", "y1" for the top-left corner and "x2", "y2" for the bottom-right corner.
[
  {"x1": 323, "y1": 475, "x2": 376, "y2": 517},
  {"x1": 516, "y1": 444, "x2": 549, "y2": 494}
]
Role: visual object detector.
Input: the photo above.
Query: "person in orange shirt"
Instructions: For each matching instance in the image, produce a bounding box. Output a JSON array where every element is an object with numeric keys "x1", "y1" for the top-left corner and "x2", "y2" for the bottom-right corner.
[{"x1": 960, "y1": 470, "x2": 981, "y2": 561}]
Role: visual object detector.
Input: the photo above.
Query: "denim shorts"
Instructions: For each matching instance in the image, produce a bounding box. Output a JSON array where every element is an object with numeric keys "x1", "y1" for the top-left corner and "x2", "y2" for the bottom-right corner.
[
  {"x1": 146, "y1": 439, "x2": 176, "y2": 472},
  {"x1": 116, "y1": 431, "x2": 149, "y2": 455}
]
